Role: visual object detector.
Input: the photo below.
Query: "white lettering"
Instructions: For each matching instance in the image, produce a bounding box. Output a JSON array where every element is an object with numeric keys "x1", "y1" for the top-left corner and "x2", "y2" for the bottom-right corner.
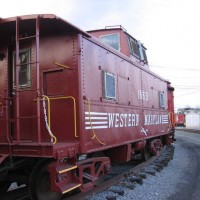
[
  {"x1": 108, "y1": 113, "x2": 115, "y2": 128},
  {"x1": 145, "y1": 92, "x2": 148, "y2": 101},
  {"x1": 115, "y1": 113, "x2": 119, "y2": 127},
  {"x1": 136, "y1": 114, "x2": 139, "y2": 126},
  {"x1": 144, "y1": 114, "x2": 169, "y2": 126},
  {"x1": 132, "y1": 114, "x2": 135, "y2": 126},
  {"x1": 120, "y1": 114, "x2": 124, "y2": 127},
  {"x1": 128, "y1": 114, "x2": 132, "y2": 126},
  {"x1": 124, "y1": 114, "x2": 128, "y2": 127},
  {"x1": 138, "y1": 90, "x2": 148, "y2": 101},
  {"x1": 85, "y1": 111, "x2": 168, "y2": 130}
]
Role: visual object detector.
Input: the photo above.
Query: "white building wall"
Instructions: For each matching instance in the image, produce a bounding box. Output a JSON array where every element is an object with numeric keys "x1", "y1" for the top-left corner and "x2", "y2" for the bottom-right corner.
[{"x1": 185, "y1": 114, "x2": 200, "y2": 128}]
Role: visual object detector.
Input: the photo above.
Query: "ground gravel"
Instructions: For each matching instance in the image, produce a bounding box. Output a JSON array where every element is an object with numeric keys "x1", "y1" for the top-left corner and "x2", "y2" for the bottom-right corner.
[{"x1": 87, "y1": 130, "x2": 200, "y2": 200}]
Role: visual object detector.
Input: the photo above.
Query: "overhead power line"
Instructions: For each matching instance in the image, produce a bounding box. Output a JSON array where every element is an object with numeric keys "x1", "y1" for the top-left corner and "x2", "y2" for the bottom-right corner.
[
  {"x1": 150, "y1": 65, "x2": 200, "y2": 71},
  {"x1": 175, "y1": 90, "x2": 200, "y2": 97},
  {"x1": 176, "y1": 88, "x2": 200, "y2": 90},
  {"x1": 173, "y1": 85, "x2": 200, "y2": 88}
]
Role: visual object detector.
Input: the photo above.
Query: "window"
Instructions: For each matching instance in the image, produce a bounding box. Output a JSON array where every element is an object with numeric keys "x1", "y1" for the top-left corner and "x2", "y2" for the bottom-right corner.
[
  {"x1": 103, "y1": 72, "x2": 116, "y2": 100},
  {"x1": 13, "y1": 49, "x2": 31, "y2": 87},
  {"x1": 128, "y1": 38, "x2": 140, "y2": 58},
  {"x1": 128, "y1": 37, "x2": 148, "y2": 63},
  {"x1": 159, "y1": 92, "x2": 165, "y2": 108},
  {"x1": 141, "y1": 45, "x2": 148, "y2": 63},
  {"x1": 100, "y1": 34, "x2": 120, "y2": 50}
]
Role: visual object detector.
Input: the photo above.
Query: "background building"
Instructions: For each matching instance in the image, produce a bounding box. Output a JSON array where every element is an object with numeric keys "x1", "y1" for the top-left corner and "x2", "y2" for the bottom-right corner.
[{"x1": 177, "y1": 108, "x2": 200, "y2": 129}]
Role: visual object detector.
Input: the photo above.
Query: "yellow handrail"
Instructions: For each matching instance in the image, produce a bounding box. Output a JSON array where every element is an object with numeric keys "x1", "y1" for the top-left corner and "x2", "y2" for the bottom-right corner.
[
  {"x1": 49, "y1": 96, "x2": 78, "y2": 138},
  {"x1": 54, "y1": 62, "x2": 71, "y2": 69},
  {"x1": 87, "y1": 97, "x2": 105, "y2": 145},
  {"x1": 35, "y1": 95, "x2": 77, "y2": 143}
]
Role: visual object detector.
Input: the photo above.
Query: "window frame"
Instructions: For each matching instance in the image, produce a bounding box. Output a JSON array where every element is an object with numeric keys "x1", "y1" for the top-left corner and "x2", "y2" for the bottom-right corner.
[
  {"x1": 99, "y1": 33, "x2": 120, "y2": 51},
  {"x1": 103, "y1": 71, "x2": 116, "y2": 100},
  {"x1": 127, "y1": 36, "x2": 148, "y2": 63},
  {"x1": 138, "y1": 43, "x2": 148, "y2": 63},
  {"x1": 12, "y1": 48, "x2": 31, "y2": 88},
  {"x1": 159, "y1": 92, "x2": 165, "y2": 108},
  {"x1": 141, "y1": 46, "x2": 148, "y2": 63},
  {"x1": 127, "y1": 37, "x2": 140, "y2": 58}
]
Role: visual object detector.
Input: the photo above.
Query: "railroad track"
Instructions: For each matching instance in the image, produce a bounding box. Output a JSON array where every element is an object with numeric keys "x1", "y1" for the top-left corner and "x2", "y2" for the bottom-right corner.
[
  {"x1": 63, "y1": 145, "x2": 175, "y2": 200},
  {"x1": 2, "y1": 145, "x2": 174, "y2": 200}
]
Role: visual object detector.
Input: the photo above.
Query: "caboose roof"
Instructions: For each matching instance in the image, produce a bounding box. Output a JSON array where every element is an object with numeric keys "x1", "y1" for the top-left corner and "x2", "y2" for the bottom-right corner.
[
  {"x1": 0, "y1": 14, "x2": 91, "y2": 38},
  {"x1": 0, "y1": 14, "x2": 167, "y2": 83},
  {"x1": 88, "y1": 25, "x2": 147, "y2": 50}
]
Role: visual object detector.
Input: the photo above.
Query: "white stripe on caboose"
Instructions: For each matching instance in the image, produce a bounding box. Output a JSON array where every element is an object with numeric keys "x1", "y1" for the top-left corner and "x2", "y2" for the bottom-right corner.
[
  {"x1": 85, "y1": 112, "x2": 108, "y2": 115},
  {"x1": 85, "y1": 121, "x2": 108, "y2": 125},
  {"x1": 85, "y1": 125, "x2": 108, "y2": 129},
  {"x1": 85, "y1": 117, "x2": 108, "y2": 120}
]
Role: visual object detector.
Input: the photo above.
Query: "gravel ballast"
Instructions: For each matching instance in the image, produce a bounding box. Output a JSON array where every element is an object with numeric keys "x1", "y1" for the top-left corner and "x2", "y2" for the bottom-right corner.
[{"x1": 87, "y1": 130, "x2": 200, "y2": 200}]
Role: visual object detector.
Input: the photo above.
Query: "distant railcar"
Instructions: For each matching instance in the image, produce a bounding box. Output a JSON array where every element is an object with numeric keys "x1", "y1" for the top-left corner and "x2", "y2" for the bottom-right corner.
[
  {"x1": 0, "y1": 15, "x2": 175, "y2": 200},
  {"x1": 175, "y1": 114, "x2": 185, "y2": 127}
]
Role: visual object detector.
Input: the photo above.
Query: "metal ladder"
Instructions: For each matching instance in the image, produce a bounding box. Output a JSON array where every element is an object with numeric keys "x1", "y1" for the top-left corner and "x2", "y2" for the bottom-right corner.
[
  {"x1": 15, "y1": 16, "x2": 41, "y2": 144},
  {"x1": 48, "y1": 161, "x2": 81, "y2": 194}
]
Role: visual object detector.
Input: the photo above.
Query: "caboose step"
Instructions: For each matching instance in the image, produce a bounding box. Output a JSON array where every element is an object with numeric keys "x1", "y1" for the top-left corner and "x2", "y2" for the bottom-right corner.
[
  {"x1": 62, "y1": 183, "x2": 81, "y2": 194},
  {"x1": 48, "y1": 162, "x2": 81, "y2": 194},
  {"x1": 57, "y1": 164, "x2": 77, "y2": 174},
  {"x1": 83, "y1": 172, "x2": 98, "y2": 181}
]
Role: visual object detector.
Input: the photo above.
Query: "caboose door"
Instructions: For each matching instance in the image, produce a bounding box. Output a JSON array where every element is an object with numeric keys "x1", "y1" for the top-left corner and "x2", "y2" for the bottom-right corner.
[{"x1": 9, "y1": 46, "x2": 37, "y2": 142}]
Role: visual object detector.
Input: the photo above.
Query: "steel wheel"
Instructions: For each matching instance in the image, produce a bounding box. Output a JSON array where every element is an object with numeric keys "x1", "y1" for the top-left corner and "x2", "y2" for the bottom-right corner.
[
  {"x1": 29, "y1": 160, "x2": 62, "y2": 200},
  {"x1": 142, "y1": 147, "x2": 151, "y2": 161}
]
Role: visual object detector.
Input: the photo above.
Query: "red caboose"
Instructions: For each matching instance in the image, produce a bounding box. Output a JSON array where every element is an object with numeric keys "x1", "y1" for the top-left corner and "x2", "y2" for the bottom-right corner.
[
  {"x1": 0, "y1": 15, "x2": 174, "y2": 200},
  {"x1": 175, "y1": 114, "x2": 185, "y2": 127}
]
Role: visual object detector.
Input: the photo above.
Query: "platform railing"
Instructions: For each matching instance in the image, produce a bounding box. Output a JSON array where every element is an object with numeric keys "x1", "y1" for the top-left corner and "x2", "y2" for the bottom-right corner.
[{"x1": 39, "y1": 95, "x2": 77, "y2": 144}]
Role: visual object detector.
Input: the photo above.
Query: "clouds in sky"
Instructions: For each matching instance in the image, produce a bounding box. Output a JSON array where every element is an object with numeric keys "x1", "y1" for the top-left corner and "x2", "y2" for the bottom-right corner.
[{"x1": 1, "y1": 0, "x2": 200, "y2": 108}]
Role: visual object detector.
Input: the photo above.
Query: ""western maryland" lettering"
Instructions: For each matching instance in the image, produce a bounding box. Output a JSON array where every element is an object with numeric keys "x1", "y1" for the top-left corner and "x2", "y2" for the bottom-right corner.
[
  {"x1": 144, "y1": 114, "x2": 169, "y2": 125},
  {"x1": 108, "y1": 113, "x2": 139, "y2": 128},
  {"x1": 84, "y1": 112, "x2": 169, "y2": 130}
]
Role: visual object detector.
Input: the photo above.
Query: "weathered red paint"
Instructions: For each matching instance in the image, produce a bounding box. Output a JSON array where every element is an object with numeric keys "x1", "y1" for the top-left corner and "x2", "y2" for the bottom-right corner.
[
  {"x1": 0, "y1": 14, "x2": 175, "y2": 197},
  {"x1": 175, "y1": 114, "x2": 185, "y2": 127},
  {"x1": 88, "y1": 27, "x2": 149, "y2": 69},
  {"x1": 0, "y1": 15, "x2": 173, "y2": 156}
]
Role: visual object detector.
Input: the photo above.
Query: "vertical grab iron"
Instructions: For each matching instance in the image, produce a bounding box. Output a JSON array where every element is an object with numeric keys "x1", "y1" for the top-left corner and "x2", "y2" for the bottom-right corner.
[
  {"x1": 15, "y1": 17, "x2": 20, "y2": 144},
  {"x1": 36, "y1": 17, "x2": 41, "y2": 143},
  {"x1": 14, "y1": 16, "x2": 41, "y2": 144}
]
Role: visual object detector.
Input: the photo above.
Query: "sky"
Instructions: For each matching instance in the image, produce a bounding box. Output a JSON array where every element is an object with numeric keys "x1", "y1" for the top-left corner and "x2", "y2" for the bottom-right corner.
[{"x1": 1, "y1": 0, "x2": 200, "y2": 109}]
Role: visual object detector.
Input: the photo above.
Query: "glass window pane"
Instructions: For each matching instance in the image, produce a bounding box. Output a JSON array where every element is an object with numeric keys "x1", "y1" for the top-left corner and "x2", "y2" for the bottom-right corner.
[
  {"x1": 129, "y1": 38, "x2": 140, "y2": 57},
  {"x1": 159, "y1": 92, "x2": 165, "y2": 108},
  {"x1": 142, "y1": 48, "x2": 148, "y2": 63},
  {"x1": 104, "y1": 72, "x2": 116, "y2": 100},
  {"x1": 13, "y1": 49, "x2": 31, "y2": 87},
  {"x1": 100, "y1": 34, "x2": 120, "y2": 50},
  {"x1": 19, "y1": 51, "x2": 29, "y2": 85}
]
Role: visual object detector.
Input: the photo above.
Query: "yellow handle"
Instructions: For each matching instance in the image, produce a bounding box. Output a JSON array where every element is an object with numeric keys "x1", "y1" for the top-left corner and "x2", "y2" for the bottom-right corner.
[{"x1": 87, "y1": 97, "x2": 105, "y2": 145}]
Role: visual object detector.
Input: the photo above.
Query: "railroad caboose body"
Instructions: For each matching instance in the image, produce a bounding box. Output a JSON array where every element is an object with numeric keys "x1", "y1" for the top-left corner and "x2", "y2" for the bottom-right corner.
[
  {"x1": 0, "y1": 15, "x2": 174, "y2": 200},
  {"x1": 175, "y1": 114, "x2": 185, "y2": 127}
]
